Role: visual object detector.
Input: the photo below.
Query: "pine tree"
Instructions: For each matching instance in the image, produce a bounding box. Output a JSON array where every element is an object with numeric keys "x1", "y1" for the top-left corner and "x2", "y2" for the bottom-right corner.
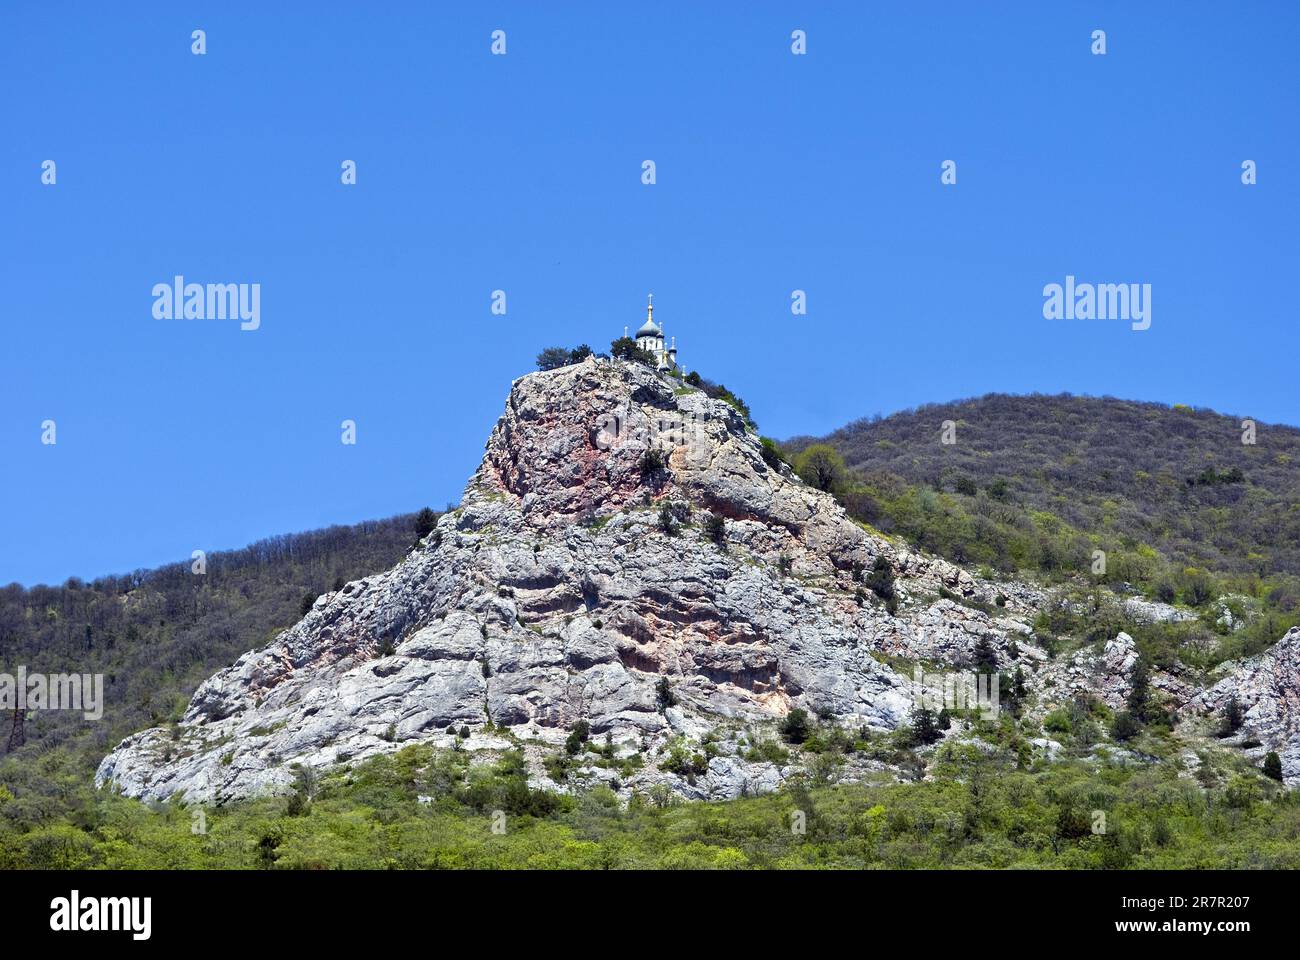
[
  {"x1": 972, "y1": 635, "x2": 998, "y2": 675},
  {"x1": 1263, "y1": 751, "x2": 1284, "y2": 782},
  {"x1": 1219, "y1": 696, "x2": 1244, "y2": 737},
  {"x1": 912, "y1": 706, "x2": 941, "y2": 746},
  {"x1": 413, "y1": 507, "x2": 438, "y2": 542},
  {"x1": 778, "y1": 708, "x2": 811, "y2": 744},
  {"x1": 536, "y1": 346, "x2": 572, "y2": 371},
  {"x1": 1127, "y1": 655, "x2": 1151, "y2": 722},
  {"x1": 655, "y1": 676, "x2": 676, "y2": 710}
]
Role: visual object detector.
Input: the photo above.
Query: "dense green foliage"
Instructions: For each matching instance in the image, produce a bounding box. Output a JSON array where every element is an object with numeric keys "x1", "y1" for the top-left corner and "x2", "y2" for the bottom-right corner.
[
  {"x1": 5, "y1": 741, "x2": 1296, "y2": 869},
  {"x1": 793, "y1": 444, "x2": 845, "y2": 493},
  {"x1": 536, "y1": 344, "x2": 598, "y2": 370},
  {"x1": 790, "y1": 393, "x2": 1300, "y2": 583},
  {"x1": 609, "y1": 337, "x2": 657, "y2": 366}
]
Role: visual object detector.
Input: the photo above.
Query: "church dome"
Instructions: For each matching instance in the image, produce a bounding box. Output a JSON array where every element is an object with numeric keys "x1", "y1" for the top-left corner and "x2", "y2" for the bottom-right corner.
[{"x1": 636, "y1": 318, "x2": 662, "y2": 339}]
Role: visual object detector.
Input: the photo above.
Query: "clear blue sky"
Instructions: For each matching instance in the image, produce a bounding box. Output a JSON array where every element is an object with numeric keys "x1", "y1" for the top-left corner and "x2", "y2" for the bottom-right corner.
[{"x1": 3, "y1": 2, "x2": 1297, "y2": 586}]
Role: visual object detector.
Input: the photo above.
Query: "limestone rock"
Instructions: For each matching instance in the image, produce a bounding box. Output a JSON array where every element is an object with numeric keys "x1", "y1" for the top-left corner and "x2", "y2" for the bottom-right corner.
[
  {"x1": 1188, "y1": 626, "x2": 1300, "y2": 785},
  {"x1": 98, "y1": 360, "x2": 923, "y2": 803},
  {"x1": 96, "y1": 357, "x2": 1300, "y2": 803}
]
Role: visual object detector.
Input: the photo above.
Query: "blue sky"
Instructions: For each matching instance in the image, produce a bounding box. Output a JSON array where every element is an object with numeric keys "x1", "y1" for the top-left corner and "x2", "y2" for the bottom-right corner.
[{"x1": 3, "y1": 2, "x2": 1297, "y2": 586}]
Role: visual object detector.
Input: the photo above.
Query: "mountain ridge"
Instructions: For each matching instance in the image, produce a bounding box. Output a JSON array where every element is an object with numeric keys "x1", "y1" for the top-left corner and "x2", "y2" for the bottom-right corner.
[
  {"x1": 787, "y1": 392, "x2": 1300, "y2": 599},
  {"x1": 6, "y1": 366, "x2": 1300, "y2": 872},
  {"x1": 94, "y1": 359, "x2": 1034, "y2": 801},
  {"x1": 93, "y1": 362, "x2": 1300, "y2": 805}
]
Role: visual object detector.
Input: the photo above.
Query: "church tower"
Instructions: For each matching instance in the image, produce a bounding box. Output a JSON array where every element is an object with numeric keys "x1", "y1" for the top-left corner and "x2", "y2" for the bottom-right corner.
[{"x1": 633, "y1": 294, "x2": 677, "y2": 371}]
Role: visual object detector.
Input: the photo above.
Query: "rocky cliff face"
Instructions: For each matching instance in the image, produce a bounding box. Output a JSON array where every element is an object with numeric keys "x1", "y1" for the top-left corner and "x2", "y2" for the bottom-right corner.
[
  {"x1": 98, "y1": 360, "x2": 900, "y2": 801},
  {"x1": 95, "y1": 360, "x2": 1300, "y2": 802},
  {"x1": 1190, "y1": 627, "x2": 1300, "y2": 781}
]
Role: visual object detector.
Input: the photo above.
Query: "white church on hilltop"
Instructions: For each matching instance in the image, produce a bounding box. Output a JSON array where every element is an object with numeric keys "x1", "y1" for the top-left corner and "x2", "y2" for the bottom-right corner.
[{"x1": 624, "y1": 294, "x2": 678, "y2": 371}]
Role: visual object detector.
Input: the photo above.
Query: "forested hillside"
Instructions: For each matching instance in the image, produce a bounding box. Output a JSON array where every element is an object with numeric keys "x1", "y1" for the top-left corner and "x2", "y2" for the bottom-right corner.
[
  {"x1": 0, "y1": 512, "x2": 430, "y2": 777},
  {"x1": 789, "y1": 394, "x2": 1300, "y2": 602}
]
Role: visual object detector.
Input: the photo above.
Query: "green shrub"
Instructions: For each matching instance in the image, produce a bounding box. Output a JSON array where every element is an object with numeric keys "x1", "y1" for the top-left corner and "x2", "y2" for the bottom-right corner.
[
  {"x1": 703, "y1": 512, "x2": 726, "y2": 545},
  {"x1": 661, "y1": 742, "x2": 708, "y2": 781},
  {"x1": 655, "y1": 677, "x2": 677, "y2": 710},
  {"x1": 1043, "y1": 709, "x2": 1073, "y2": 734},
  {"x1": 1110, "y1": 710, "x2": 1141, "y2": 741},
  {"x1": 640, "y1": 448, "x2": 666, "y2": 476},
  {"x1": 778, "y1": 708, "x2": 811, "y2": 744},
  {"x1": 565, "y1": 720, "x2": 591, "y2": 756},
  {"x1": 1264, "y1": 751, "x2": 1284, "y2": 782},
  {"x1": 759, "y1": 437, "x2": 789, "y2": 471}
]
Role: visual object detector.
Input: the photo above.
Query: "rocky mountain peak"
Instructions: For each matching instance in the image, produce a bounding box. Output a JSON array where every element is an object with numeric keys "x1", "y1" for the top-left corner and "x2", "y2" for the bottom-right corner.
[
  {"x1": 95, "y1": 360, "x2": 1300, "y2": 803},
  {"x1": 471, "y1": 359, "x2": 882, "y2": 566},
  {"x1": 97, "y1": 360, "x2": 918, "y2": 802}
]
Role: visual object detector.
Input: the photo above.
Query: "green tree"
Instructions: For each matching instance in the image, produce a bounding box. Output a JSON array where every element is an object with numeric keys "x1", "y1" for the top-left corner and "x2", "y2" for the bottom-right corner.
[
  {"x1": 1181, "y1": 568, "x2": 1216, "y2": 606},
  {"x1": 912, "y1": 706, "x2": 941, "y2": 746},
  {"x1": 1219, "y1": 696, "x2": 1244, "y2": 737},
  {"x1": 1127, "y1": 655, "x2": 1151, "y2": 722},
  {"x1": 971, "y1": 635, "x2": 998, "y2": 675},
  {"x1": 413, "y1": 507, "x2": 438, "y2": 541},
  {"x1": 794, "y1": 444, "x2": 845, "y2": 493},
  {"x1": 1110, "y1": 710, "x2": 1141, "y2": 741},
  {"x1": 640, "y1": 447, "x2": 666, "y2": 476},
  {"x1": 536, "y1": 346, "x2": 572, "y2": 371},
  {"x1": 864, "y1": 555, "x2": 898, "y2": 615},
  {"x1": 778, "y1": 708, "x2": 811, "y2": 744},
  {"x1": 655, "y1": 677, "x2": 676, "y2": 710},
  {"x1": 1263, "y1": 751, "x2": 1284, "y2": 782},
  {"x1": 657, "y1": 502, "x2": 678, "y2": 535},
  {"x1": 610, "y1": 337, "x2": 657, "y2": 365},
  {"x1": 998, "y1": 665, "x2": 1028, "y2": 716}
]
